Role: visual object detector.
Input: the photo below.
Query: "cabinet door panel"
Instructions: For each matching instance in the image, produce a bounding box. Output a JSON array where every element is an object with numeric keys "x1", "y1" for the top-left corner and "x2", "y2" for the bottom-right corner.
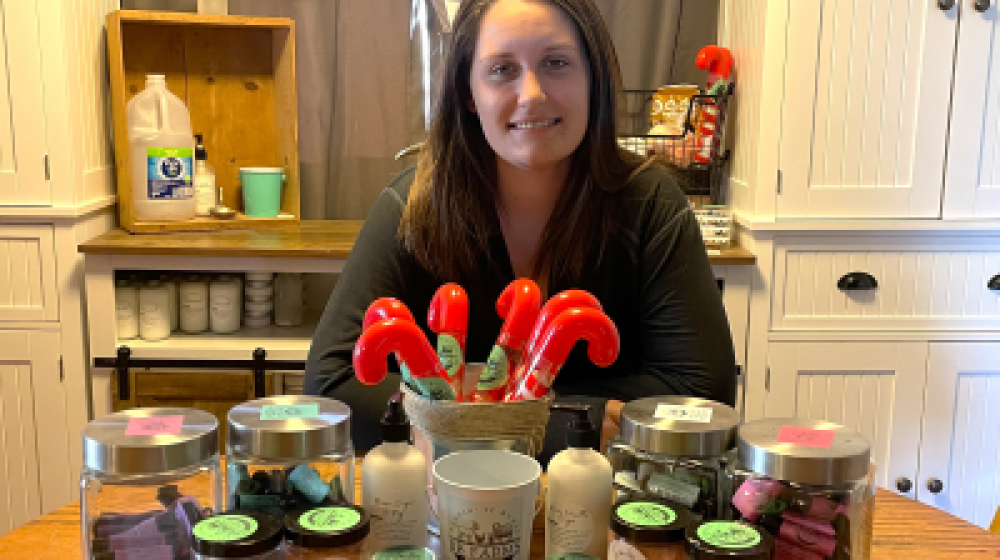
[
  {"x1": 767, "y1": 342, "x2": 927, "y2": 494},
  {"x1": 0, "y1": 226, "x2": 58, "y2": 321},
  {"x1": 920, "y1": 343, "x2": 1000, "y2": 529},
  {"x1": 943, "y1": 4, "x2": 1000, "y2": 218},
  {"x1": 778, "y1": 0, "x2": 954, "y2": 217}
]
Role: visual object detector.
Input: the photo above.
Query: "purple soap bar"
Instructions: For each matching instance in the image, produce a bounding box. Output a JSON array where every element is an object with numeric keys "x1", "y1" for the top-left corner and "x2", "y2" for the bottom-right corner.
[
  {"x1": 109, "y1": 516, "x2": 162, "y2": 549},
  {"x1": 108, "y1": 533, "x2": 166, "y2": 552},
  {"x1": 113, "y1": 544, "x2": 174, "y2": 560}
]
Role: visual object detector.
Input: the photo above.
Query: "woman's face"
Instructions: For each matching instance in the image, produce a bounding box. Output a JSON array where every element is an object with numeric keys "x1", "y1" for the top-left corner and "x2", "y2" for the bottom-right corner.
[{"x1": 468, "y1": 0, "x2": 591, "y2": 174}]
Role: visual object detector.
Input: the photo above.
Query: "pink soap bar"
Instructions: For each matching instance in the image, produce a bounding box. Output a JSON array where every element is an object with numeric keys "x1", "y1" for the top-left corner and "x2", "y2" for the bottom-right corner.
[
  {"x1": 774, "y1": 537, "x2": 825, "y2": 560},
  {"x1": 776, "y1": 425, "x2": 835, "y2": 449},
  {"x1": 782, "y1": 511, "x2": 836, "y2": 537},
  {"x1": 731, "y1": 478, "x2": 782, "y2": 522},
  {"x1": 125, "y1": 415, "x2": 184, "y2": 436}
]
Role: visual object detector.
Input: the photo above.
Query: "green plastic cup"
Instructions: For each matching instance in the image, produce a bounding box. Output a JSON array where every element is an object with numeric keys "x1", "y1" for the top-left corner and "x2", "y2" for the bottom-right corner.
[{"x1": 240, "y1": 167, "x2": 285, "y2": 217}]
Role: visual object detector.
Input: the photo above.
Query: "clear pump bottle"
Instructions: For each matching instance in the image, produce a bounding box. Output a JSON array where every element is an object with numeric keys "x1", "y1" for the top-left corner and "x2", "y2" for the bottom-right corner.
[{"x1": 194, "y1": 134, "x2": 216, "y2": 216}]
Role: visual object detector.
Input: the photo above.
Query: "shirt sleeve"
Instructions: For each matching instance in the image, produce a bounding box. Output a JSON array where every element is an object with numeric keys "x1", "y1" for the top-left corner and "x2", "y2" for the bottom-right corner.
[{"x1": 303, "y1": 169, "x2": 415, "y2": 451}]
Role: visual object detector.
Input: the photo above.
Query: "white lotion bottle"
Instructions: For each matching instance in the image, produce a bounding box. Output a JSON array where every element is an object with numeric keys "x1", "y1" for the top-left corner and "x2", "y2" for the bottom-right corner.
[
  {"x1": 362, "y1": 394, "x2": 429, "y2": 553},
  {"x1": 546, "y1": 403, "x2": 614, "y2": 559}
]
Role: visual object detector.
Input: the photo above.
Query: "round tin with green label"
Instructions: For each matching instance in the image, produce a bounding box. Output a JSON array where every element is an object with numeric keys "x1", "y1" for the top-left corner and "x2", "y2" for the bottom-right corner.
[
  {"x1": 192, "y1": 511, "x2": 283, "y2": 558},
  {"x1": 283, "y1": 504, "x2": 370, "y2": 548},
  {"x1": 610, "y1": 498, "x2": 693, "y2": 543},
  {"x1": 685, "y1": 520, "x2": 774, "y2": 560}
]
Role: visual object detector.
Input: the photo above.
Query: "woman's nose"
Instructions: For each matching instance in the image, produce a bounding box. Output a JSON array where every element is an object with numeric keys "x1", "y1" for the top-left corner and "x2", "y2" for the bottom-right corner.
[{"x1": 518, "y1": 70, "x2": 546, "y2": 105}]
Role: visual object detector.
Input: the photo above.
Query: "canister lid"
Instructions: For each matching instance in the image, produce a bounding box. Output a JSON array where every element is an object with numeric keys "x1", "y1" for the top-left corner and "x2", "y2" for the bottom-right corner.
[
  {"x1": 227, "y1": 396, "x2": 351, "y2": 460},
  {"x1": 82, "y1": 407, "x2": 218, "y2": 476},
  {"x1": 610, "y1": 498, "x2": 693, "y2": 543},
  {"x1": 686, "y1": 520, "x2": 774, "y2": 560},
  {"x1": 619, "y1": 396, "x2": 739, "y2": 457},
  {"x1": 192, "y1": 511, "x2": 283, "y2": 558},
  {"x1": 737, "y1": 418, "x2": 871, "y2": 486},
  {"x1": 283, "y1": 505, "x2": 370, "y2": 548}
]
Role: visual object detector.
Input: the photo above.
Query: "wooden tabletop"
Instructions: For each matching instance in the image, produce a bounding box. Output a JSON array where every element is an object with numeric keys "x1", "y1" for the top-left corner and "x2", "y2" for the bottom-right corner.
[
  {"x1": 3, "y1": 477, "x2": 998, "y2": 560},
  {"x1": 77, "y1": 220, "x2": 756, "y2": 264}
]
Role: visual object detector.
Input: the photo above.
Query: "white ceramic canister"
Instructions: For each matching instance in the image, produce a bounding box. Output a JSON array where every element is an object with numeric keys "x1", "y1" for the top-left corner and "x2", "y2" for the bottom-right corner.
[
  {"x1": 139, "y1": 280, "x2": 171, "y2": 341},
  {"x1": 114, "y1": 279, "x2": 139, "y2": 340},
  {"x1": 210, "y1": 275, "x2": 240, "y2": 334},
  {"x1": 179, "y1": 275, "x2": 209, "y2": 333},
  {"x1": 159, "y1": 274, "x2": 178, "y2": 331}
]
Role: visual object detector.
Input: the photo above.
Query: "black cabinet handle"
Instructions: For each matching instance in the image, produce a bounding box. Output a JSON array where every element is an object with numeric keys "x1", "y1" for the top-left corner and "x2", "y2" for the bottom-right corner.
[
  {"x1": 975, "y1": 0, "x2": 991, "y2": 12},
  {"x1": 895, "y1": 477, "x2": 913, "y2": 493},
  {"x1": 837, "y1": 272, "x2": 878, "y2": 291},
  {"x1": 939, "y1": 0, "x2": 956, "y2": 9},
  {"x1": 927, "y1": 478, "x2": 945, "y2": 494},
  {"x1": 989, "y1": 274, "x2": 1000, "y2": 291}
]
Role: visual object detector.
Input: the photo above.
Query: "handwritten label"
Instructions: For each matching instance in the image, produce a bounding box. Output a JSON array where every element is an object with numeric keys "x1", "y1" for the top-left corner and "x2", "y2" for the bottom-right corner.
[
  {"x1": 654, "y1": 404, "x2": 713, "y2": 423},
  {"x1": 260, "y1": 403, "x2": 319, "y2": 420},
  {"x1": 125, "y1": 415, "x2": 184, "y2": 436},
  {"x1": 776, "y1": 425, "x2": 835, "y2": 449}
]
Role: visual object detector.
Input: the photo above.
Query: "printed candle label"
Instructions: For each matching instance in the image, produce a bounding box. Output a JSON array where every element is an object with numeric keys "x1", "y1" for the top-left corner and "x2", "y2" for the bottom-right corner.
[
  {"x1": 147, "y1": 148, "x2": 193, "y2": 199},
  {"x1": 616, "y1": 502, "x2": 676, "y2": 527},
  {"x1": 260, "y1": 403, "x2": 320, "y2": 420},
  {"x1": 125, "y1": 415, "x2": 184, "y2": 436},
  {"x1": 140, "y1": 303, "x2": 166, "y2": 326},
  {"x1": 776, "y1": 426, "x2": 836, "y2": 449},
  {"x1": 646, "y1": 471, "x2": 701, "y2": 508},
  {"x1": 608, "y1": 538, "x2": 647, "y2": 560},
  {"x1": 547, "y1": 500, "x2": 594, "y2": 552},
  {"x1": 653, "y1": 404, "x2": 713, "y2": 423},
  {"x1": 477, "y1": 345, "x2": 509, "y2": 391},
  {"x1": 193, "y1": 515, "x2": 258, "y2": 542},
  {"x1": 696, "y1": 521, "x2": 761, "y2": 549},
  {"x1": 372, "y1": 546, "x2": 435, "y2": 560},
  {"x1": 447, "y1": 505, "x2": 522, "y2": 560},
  {"x1": 437, "y1": 334, "x2": 463, "y2": 377},
  {"x1": 414, "y1": 377, "x2": 455, "y2": 401},
  {"x1": 369, "y1": 495, "x2": 424, "y2": 546},
  {"x1": 299, "y1": 506, "x2": 362, "y2": 532}
]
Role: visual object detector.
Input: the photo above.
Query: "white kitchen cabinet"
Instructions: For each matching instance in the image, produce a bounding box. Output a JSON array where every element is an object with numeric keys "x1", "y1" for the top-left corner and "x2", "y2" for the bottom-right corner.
[{"x1": 919, "y1": 342, "x2": 1000, "y2": 529}]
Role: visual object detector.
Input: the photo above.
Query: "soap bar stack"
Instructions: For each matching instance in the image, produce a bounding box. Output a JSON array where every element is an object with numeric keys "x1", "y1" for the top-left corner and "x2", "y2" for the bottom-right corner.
[
  {"x1": 244, "y1": 271, "x2": 274, "y2": 328},
  {"x1": 89, "y1": 485, "x2": 208, "y2": 560}
]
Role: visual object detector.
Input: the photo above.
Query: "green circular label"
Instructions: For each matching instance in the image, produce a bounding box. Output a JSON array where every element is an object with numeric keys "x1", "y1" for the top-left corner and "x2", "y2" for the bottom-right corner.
[
  {"x1": 436, "y1": 334, "x2": 463, "y2": 377},
  {"x1": 299, "y1": 506, "x2": 362, "y2": 532},
  {"x1": 372, "y1": 546, "x2": 436, "y2": 560},
  {"x1": 193, "y1": 515, "x2": 258, "y2": 542},
  {"x1": 547, "y1": 554, "x2": 598, "y2": 560},
  {"x1": 696, "y1": 521, "x2": 762, "y2": 549},
  {"x1": 477, "y1": 345, "x2": 509, "y2": 390},
  {"x1": 616, "y1": 502, "x2": 677, "y2": 527},
  {"x1": 415, "y1": 376, "x2": 456, "y2": 400}
]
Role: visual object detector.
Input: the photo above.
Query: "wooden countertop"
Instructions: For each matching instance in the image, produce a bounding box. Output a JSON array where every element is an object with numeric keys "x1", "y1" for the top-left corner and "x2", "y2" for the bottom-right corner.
[
  {"x1": 3, "y1": 480, "x2": 997, "y2": 559},
  {"x1": 78, "y1": 221, "x2": 757, "y2": 265}
]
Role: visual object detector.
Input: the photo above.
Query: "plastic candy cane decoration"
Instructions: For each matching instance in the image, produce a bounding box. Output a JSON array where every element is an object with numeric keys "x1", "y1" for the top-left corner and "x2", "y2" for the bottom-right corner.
[
  {"x1": 507, "y1": 307, "x2": 619, "y2": 402},
  {"x1": 362, "y1": 298, "x2": 418, "y2": 385},
  {"x1": 428, "y1": 283, "x2": 470, "y2": 401},
  {"x1": 693, "y1": 45, "x2": 733, "y2": 164},
  {"x1": 517, "y1": 289, "x2": 603, "y2": 388},
  {"x1": 353, "y1": 318, "x2": 455, "y2": 400},
  {"x1": 475, "y1": 278, "x2": 542, "y2": 402}
]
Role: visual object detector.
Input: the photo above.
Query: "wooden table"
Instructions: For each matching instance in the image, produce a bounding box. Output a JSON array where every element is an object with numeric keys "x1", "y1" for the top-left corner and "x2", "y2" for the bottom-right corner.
[{"x1": 3, "y1": 480, "x2": 998, "y2": 560}]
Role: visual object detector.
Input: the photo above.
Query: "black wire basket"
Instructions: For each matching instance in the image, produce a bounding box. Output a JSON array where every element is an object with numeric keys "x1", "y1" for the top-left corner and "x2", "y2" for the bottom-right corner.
[{"x1": 619, "y1": 84, "x2": 733, "y2": 202}]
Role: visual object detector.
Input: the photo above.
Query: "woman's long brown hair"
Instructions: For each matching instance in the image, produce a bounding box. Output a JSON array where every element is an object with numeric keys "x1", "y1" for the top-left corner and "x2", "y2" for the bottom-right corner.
[{"x1": 399, "y1": 0, "x2": 646, "y2": 288}]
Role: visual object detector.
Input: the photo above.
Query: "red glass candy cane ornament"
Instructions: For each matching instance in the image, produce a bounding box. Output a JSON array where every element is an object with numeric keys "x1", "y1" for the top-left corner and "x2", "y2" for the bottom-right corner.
[
  {"x1": 474, "y1": 278, "x2": 541, "y2": 402},
  {"x1": 353, "y1": 318, "x2": 454, "y2": 400},
  {"x1": 428, "y1": 283, "x2": 470, "y2": 401},
  {"x1": 507, "y1": 307, "x2": 619, "y2": 402},
  {"x1": 362, "y1": 298, "x2": 418, "y2": 385},
  {"x1": 524, "y1": 290, "x2": 603, "y2": 365}
]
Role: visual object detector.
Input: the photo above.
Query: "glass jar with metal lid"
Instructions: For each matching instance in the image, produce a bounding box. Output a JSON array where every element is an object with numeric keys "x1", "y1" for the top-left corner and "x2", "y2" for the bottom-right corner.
[
  {"x1": 81, "y1": 407, "x2": 222, "y2": 560},
  {"x1": 605, "y1": 396, "x2": 739, "y2": 519},
  {"x1": 226, "y1": 396, "x2": 354, "y2": 518},
  {"x1": 727, "y1": 418, "x2": 873, "y2": 560}
]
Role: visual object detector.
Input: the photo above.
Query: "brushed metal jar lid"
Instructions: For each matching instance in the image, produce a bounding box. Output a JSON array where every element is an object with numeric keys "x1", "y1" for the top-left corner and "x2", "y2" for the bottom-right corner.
[
  {"x1": 619, "y1": 396, "x2": 739, "y2": 457},
  {"x1": 83, "y1": 408, "x2": 219, "y2": 476},
  {"x1": 737, "y1": 418, "x2": 871, "y2": 486},
  {"x1": 227, "y1": 396, "x2": 351, "y2": 460}
]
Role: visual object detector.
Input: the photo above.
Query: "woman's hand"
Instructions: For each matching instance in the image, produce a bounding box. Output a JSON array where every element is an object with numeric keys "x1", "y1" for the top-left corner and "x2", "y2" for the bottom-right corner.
[{"x1": 601, "y1": 399, "x2": 625, "y2": 450}]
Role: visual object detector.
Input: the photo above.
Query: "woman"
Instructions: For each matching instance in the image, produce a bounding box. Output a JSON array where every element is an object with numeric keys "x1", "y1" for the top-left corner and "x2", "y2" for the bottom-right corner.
[{"x1": 304, "y1": 0, "x2": 735, "y2": 458}]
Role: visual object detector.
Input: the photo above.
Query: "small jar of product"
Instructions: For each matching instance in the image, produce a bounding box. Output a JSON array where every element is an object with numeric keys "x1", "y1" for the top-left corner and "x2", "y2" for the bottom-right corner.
[
  {"x1": 283, "y1": 505, "x2": 370, "y2": 559},
  {"x1": 192, "y1": 510, "x2": 285, "y2": 559},
  {"x1": 606, "y1": 396, "x2": 739, "y2": 519},
  {"x1": 727, "y1": 418, "x2": 873, "y2": 560},
  {"x1": 226, "y1": 396, "x2": 355, "y2": 519},
  {"x1": 115, "y1": 279, "x2": 139, "y2": 340},
  {"x1": 81, "y1": 408, "x2": 222, "y2": 560},
  {"x1": 139, "y1": 279, "x2": 171, "y2": 341},
  {"x1": 686, "y1": 520, "x2": 774, "y2": 559},
  {"x1": 274, "y1": 273, "x2": 305, "y2": 327},
  {"x1": 608, "y1": 498, "x2": 693, "y2": 560},
  {"x1": 160, "y1": 274, "x2": 179, "y2": 331},
  {"x1": 180, "y1": 275, "x2": 210, "y2": 333},
  {"x1": 211, "y1": 275, "x2": 241, "y2": 334}
]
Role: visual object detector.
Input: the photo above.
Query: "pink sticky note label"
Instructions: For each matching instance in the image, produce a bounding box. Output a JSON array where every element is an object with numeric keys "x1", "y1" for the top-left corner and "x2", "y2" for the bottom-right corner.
[
  {"x1": 776, "y1": 425, "x2": 835, "y2": 449},
  {"x1": 125, "y1": 415, "x2": 184, "y2": 436}
]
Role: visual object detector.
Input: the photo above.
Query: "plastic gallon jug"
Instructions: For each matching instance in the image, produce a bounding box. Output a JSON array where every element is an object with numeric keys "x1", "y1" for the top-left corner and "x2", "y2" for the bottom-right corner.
[{"x1": 127, "y1": 74, "x2": 196, "y2": 221}]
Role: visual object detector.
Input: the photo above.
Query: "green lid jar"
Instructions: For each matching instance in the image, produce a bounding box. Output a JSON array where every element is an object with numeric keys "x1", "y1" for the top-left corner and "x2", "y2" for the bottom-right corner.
[
  {"x1": 192, "y1": 511, "x2": 284, "y2": 559},
  {"x1": 609, "y1": 498, "x2": 693, "y2": 560},
  {"x1": 284, "y1": 504, "x2": 370, "y2": 559},
  {"x1": 685, "y1": 520, "x2": 774, "y2": 560}
]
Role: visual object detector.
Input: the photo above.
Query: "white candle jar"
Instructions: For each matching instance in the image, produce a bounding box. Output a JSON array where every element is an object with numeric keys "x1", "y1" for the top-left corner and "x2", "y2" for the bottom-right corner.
[
  {"x1": 115, "y1": 279, "x2": 139, "y2": 340},
  {"x1": 210, "y1": 275, "x2": 241, "y2": 334},
  {"x1": 180, "y1": 276, "x2": 210, "y2": 333},
  {"x1": 139, "y1": 280, "x2": 171, "y2": 341}
]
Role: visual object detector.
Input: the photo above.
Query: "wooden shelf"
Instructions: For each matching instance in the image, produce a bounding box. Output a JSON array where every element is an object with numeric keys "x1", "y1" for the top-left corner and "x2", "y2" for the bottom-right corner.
[{"x1": 115, "y1": 317, "x2": 320, "y2": 361}]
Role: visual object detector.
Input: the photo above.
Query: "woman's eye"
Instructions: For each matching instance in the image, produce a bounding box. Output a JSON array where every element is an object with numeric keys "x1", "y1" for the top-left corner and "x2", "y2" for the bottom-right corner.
[
  {"x1": 545, "y1": 57, "x2": 569, "y2": 69},
  {"x1": 490, "y1": 63, "x2": 514, "y2": 76}
]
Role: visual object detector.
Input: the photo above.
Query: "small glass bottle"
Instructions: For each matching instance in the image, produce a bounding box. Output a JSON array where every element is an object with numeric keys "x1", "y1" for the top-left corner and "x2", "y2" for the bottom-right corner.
[
  {"x1": 194, "y1": 134, "x2": 217, "y2": 217},
  {"x1": 139, "y1": 279, "x2": 171, "y2": 341},
  {"x1": 192, "y1": 510, "x2": 285, "y2": 559},
  {"x1": 284, "y1": 505, "x2": 370, "y2": 559},
  {"x1": 210, "y1": 275, "x2": 241, "y2": 334},
  {"x1": 608, "y1": 498, "x2": 694, "y2": 560},
  {"x1": 180, "y1": 275, "x2": 210, "y2": 333},
  {"x1": 115, "y1": 278, "x2": 139, "y2": 340}
]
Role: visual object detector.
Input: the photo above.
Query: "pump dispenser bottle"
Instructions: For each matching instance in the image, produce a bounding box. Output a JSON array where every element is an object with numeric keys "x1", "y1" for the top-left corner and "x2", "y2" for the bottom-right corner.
[
  {"x1": 362, "y1": 393, "x2": 429, "y2": 553},
  {"x1": 546, "y1": 403, "x2": 614, "y2": 559},
  {"x1": 193, "y1": 134, "x2": 216, "y2": 216}
]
